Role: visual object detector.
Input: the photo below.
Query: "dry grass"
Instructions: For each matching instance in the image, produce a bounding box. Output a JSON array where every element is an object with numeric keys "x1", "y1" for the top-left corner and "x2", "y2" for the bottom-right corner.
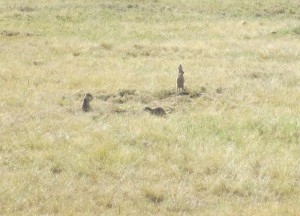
[{"x1": 0, "y1": 0, "x2": 300, "y2": 215}]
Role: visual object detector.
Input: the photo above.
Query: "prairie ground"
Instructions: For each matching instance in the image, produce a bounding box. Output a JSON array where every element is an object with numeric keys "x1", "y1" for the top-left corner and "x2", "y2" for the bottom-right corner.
[{"x1": 0, "y1": 0, "x2": 300, "y2": 215}]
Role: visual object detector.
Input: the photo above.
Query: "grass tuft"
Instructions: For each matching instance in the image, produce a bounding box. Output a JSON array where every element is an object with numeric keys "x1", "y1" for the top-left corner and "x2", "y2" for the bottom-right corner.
[{"x1": 143, "y1": 187, "x2": 165, "y2": 204}]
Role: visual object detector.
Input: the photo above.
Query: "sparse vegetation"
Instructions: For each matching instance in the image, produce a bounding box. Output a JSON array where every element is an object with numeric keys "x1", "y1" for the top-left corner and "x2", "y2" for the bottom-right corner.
[
  {"x1": 117, "y1": 89, "x2": 136, "y2": 97},
  {"x1": 153, "y1": 89, "x2": 176, "y2": 99},
  {"x1": 0, "y1": 0, "x2": 299, "y2": 215}
]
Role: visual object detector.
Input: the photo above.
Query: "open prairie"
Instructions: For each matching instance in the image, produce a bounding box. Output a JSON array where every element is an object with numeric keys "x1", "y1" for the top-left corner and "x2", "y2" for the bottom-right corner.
[{"x1": 0, "y1": 0, "x2": 300, "y2": 215}]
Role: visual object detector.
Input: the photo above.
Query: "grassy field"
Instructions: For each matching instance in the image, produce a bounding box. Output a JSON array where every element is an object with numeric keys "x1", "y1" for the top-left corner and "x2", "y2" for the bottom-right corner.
[{"x1": 0, "y1": 0, "x2": 300, "y2": 215}]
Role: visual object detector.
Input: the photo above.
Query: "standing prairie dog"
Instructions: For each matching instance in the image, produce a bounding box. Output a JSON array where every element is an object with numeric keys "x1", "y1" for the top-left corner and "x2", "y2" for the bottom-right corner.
[
  {"x1": 177, "y1": 64, "x2": 185, "y2": 92},
  {"x1": 82, "y1": 93, "x2": 93, "y2": 112}
]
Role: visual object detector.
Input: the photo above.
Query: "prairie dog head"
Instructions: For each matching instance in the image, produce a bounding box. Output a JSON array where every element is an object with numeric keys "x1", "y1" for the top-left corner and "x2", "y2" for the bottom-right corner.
[
  {"x1": 178, "y1": 64, "x2": 184, "y2": 74},
  {"x1": 84, "y1": 93, "x2": 94, "y2": 101},
  {"x1": 143, "y1": 107, "x2": 152, "y2": 112}
]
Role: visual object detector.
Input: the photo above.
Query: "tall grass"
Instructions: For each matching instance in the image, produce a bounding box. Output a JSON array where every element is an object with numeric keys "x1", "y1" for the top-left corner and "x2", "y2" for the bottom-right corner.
[{"x1": 0, "y1": 0, "x2": 299, "y2": 214}]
